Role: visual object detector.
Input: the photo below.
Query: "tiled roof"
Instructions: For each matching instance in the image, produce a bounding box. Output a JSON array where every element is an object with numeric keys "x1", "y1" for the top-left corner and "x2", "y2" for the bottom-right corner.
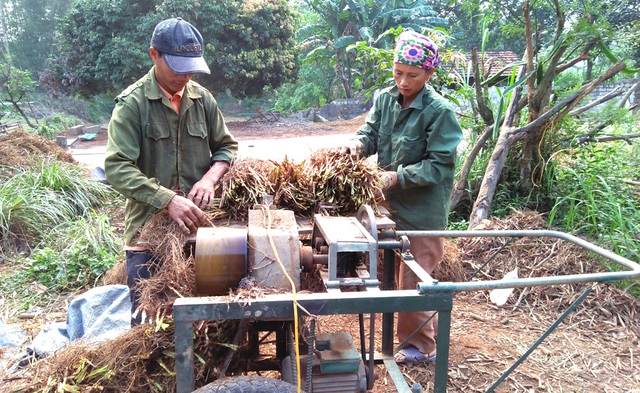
[
  {"x1": 479, "y1": 50, "x2": 522, "y2": 78},
  {"x1": 448, "y1": 50, "x2": 523, "y2": 83}
]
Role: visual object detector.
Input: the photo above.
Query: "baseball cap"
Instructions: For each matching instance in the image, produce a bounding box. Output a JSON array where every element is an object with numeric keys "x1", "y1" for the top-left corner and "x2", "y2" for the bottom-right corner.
[{"x1": 150, "y1": 17, "x2": 211, "y2": 75}]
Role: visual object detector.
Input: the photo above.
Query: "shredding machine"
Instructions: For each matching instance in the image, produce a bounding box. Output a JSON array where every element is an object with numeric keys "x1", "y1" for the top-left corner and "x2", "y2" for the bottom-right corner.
[
  {"x1": 176, "y1": 204, "x2": 446, "y2": 393},
  {"x1": 174, "y1": 202, "x2": 640, "y2": 393}
]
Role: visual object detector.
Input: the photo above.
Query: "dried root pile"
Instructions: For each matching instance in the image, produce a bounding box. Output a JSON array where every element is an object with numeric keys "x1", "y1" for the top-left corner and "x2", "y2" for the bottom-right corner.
[
  {"x1": 218, "y1": 149, "x2": 384, "y2": 220},
  {"x1": 11, "y1": 321, "x2": 240, "y2": 393}
]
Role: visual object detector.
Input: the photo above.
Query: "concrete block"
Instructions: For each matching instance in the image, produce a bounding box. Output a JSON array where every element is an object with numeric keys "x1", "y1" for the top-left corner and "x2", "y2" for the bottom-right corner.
[
  {"x1": 83, "y1": 125, "x2": 101, "y2": 134},
  {"x1": 247, "y1": 209, "x2": 301, "y2": 290},
  {"x1": 55, "y1": 136, "x2": 67, "y2": 148},
  {"x1": 68, "y1": 125, "x2": 84, "y2": 135}
]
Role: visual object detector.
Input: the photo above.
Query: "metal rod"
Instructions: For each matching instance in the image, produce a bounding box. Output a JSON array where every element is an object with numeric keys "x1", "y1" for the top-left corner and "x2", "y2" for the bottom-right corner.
[
  {"x1": 174, "y1": 320, "x2": 195, "y2": 393},
  {"x1": 484, "y1": 284, "x2": 595, "y2": 393},
  {"x1": 305, "y1": 319, "x2": 315, "y2": 393},
  {"x1": 359, "y1": 313, "x2": 366, "y2": 364},
  {"x1": 398, "y1": 229, "x2": 640, "y2": 274},
  {"x1": 406, "y1": 230, "x2": 640, "y2": 293},
  {"x1": 469, "y1": 237, "x2": 514, "y2": 279},
  {"x1": 434, "y1": 308, "x2": 452, "y2": 393}
]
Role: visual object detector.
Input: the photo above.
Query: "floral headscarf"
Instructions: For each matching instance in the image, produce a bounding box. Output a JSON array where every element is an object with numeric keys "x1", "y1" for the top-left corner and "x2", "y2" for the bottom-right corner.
[{"x1": 393, "y1": 31, "x2": 441, "y2": 70}]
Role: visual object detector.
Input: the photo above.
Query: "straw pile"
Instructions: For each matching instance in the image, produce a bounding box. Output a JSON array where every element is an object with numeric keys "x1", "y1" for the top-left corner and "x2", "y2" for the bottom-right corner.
[
  {"x1": 0, "y1": 130, "x2": 76, "y2": 170},
  {"x1": 9, "y1": 321, "x2": 242, "y2": 393},
  {"x1": 457, "y1": 210, "x2": 638, "y2": 330}
]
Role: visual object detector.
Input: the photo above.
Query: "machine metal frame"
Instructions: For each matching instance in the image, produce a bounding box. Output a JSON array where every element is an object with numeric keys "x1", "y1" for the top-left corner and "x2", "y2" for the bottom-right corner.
[{"x1": 174, "y1": 221, "x2": 640, "y2": 393}]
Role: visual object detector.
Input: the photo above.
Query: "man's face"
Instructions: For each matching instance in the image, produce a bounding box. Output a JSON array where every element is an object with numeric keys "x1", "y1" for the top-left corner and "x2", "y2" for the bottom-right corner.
[
  {"x1": 149, "y1": 48, "x2": 194, "y2": 95},
  {"x1": 392, "y1": 63, "x2": 435, "y2": 103}
]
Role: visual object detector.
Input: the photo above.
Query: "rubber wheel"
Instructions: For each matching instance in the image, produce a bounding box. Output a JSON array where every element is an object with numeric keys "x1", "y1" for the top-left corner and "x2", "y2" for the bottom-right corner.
[{"x1": 193, "y1": 375, "x2": 303, "y2": 393}]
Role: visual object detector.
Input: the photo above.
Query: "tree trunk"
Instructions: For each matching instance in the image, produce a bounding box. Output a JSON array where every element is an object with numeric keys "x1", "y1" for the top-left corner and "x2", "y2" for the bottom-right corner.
[
  {"x1": 336, "y1": 49, "x2": 352, "y2": 99},
  {"x1": 472, "y1": 47, "x2": 494, "y2": 125},
  {"x1": 450, "y1": 126, "x2": 493, "y2": 211},
  {"x1": 10, "y1": 101, "x2": 36, "y2": 128},
  {"x1": 519, "y1": 0, "x2": 565, "y2": 192}
]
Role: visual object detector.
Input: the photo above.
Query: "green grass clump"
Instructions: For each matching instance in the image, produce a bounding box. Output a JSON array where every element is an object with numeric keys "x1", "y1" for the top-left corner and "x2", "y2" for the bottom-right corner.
[
  {"x1": 548, "y1": 142, "x2": 640, "y2": 298},
  {"x1": 0, "y1": 158, "x2": 122, "y2": 314},
  {"x1": 0, "y1": 158, "x2": 114, "y2": 252}
]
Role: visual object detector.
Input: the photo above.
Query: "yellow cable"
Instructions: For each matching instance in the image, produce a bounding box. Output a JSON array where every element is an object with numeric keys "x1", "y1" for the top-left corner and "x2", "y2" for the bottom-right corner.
[{"x1": 262, "y1": 206, "x2": 302, "y2": 393}]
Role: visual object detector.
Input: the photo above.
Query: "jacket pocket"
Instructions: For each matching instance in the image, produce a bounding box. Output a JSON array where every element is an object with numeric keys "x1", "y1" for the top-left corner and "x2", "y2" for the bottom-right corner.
[
  {"x1": 186, "y1": 122, "x2": 207, "y2": 139},
  {"x1": 393, "y1": 129, "x2": 426, "y2": 164},
  {"x1": 146, "y1": 122, "x2": 170, "y2": 141}
]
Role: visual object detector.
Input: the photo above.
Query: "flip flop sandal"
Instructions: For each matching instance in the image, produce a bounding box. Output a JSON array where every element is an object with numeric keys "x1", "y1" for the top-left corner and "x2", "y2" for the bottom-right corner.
[{"x1": 395, "y1": 345, "x2": 437, "y2": 364}]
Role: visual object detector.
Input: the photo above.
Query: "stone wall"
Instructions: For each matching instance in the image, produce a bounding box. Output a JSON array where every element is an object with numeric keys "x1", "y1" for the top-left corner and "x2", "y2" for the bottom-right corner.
[
  {"x1": 316, "y1": 96, "x2": 372, "y2": 121},
  {"x1": 583, "y1": 78, "x2": 639, "y2": 111}
]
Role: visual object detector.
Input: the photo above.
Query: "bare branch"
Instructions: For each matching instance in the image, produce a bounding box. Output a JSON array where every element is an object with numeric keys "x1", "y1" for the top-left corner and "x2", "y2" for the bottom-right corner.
[
  {"x1": 581, "y1": 132, "x2": 640, "y2": 144},
  {"x1": 618, "y1": 82, "x2": 640, "y2": 109},
  {"x1": 504, "y1": 64, "x2": 527, "y2": 128},
  {"x1": 524, "y1": 2, "x2": 537, "y2": 121},
  {"x1": 557, "y1": 38, "x2": 596, "y2": 74},
  {"x1": 552, "y1": 0, "x2": 564, "y2": 44},
  {"x1": 569, "y1": 86, "x2": 625, "y2": 116},
  {"x1": 553, "y1": 61, "x2": 627, "y2": 124},
  {"x1": 450, "y1": 125, "x2": 493, "y2": 210}
]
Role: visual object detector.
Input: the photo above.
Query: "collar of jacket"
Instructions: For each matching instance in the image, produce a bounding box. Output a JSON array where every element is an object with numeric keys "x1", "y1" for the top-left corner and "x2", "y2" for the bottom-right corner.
[
  {"x1": 144, "y1": 66, "x2": 204, "y2": 101},
  {"x1": 388, "y1": 84, "x2": 434, "y2": 110}
]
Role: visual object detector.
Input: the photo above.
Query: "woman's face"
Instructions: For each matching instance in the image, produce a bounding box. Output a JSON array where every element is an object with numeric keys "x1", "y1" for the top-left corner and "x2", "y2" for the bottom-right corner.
[
  {"x1": 149, "y1": 47, "x2": 194, "y2": 95},
  {"x1": 393, "y1": 63, "x2": 435, "y2": 104}
]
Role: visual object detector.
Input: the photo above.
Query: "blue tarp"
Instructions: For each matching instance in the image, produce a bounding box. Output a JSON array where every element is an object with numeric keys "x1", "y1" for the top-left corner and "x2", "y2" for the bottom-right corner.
[{"x1": 1, "y1": 285, "x2": 131, "y2": 374}]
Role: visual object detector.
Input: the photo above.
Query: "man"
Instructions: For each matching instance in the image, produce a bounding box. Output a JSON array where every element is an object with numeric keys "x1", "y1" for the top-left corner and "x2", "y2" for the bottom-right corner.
[
  {"x1": 105, "y1": 17, "x2": 238, "y2": 325},
  {"x1": 344, "y1": 31, "x2": 463, "y2": 363}
]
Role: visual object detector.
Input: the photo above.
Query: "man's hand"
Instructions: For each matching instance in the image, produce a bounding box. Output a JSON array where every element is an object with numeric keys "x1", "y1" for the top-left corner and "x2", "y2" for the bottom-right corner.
[
  {"x1": 188, "y1": 178, "x2": 215, "y2": 208},
  {"x1": 167, "y1": 195, "x2": 207, "y2": 234},
  {"x1": 188, "y1": 161, "x2": 230, "y2": 209},
  {"x1": 373, "y1": 171, "x2": 398, "y2": 201}
]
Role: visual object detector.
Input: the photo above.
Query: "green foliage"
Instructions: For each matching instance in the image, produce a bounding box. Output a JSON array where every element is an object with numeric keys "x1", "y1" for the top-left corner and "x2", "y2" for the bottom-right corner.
[
  {"x1": 25, "y1": 213, "x2": 120, "y2": 291},
  {"x1": 547, "y1": 141, "x2": 639, "y2": 283},
  {"x1": 1, "y1": 211, "x2": 120, "y2": 311},
  {"x1": 0, "y1": 160, "x2": 121, "y2": 311},
  {"x1": 3, "y1": 0, "x2": 70, "y2": 76},
  {"x1": 0, "y1": 60, "x2": 36, "y2": 100},
  {"x1": 45, "y1": 0, "x2": 298, "y2": 99},
  {"x1": 41, "y1": 113, "x2": 80, "y2": 136},
  {"x1": 33, "y1": 92, "x2": 114, "y2": 126},
  {"x1": 298, "y1": 0, "x2": 448, "y2": 98},
  {"x1": 0, "y1": 56, "x2": 37, "y2": 125},
  {"x1": 273, "y1": 58, "x2": 335, "y2": 112}
]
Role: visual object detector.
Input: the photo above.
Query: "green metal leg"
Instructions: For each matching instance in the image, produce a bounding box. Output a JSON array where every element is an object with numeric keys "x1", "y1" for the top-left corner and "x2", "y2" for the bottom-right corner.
[
  {"x1": 484, "y1": 284, "x2": 595, "y2": 393},
  {"x1": 175, "y1": 320, "x2": 194, "y2": 393},
  {"x1": 382, "y1": 248, "x2": 396, "y2": 355},
  {"x1": 434, "y1": 307, "x2": 452, "y2": 393}
]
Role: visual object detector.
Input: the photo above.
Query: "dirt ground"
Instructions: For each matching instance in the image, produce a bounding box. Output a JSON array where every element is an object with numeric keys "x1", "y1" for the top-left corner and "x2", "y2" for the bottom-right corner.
[
  {"x1": 69, "y1": 115, "x2": 364, "y2": 149},
  {"x1": 2, "y1": 117, "x2": 640, "y2": 392}
]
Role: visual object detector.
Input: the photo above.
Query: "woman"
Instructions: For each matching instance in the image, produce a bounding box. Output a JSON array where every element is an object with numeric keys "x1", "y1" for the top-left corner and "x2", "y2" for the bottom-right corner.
[{"x1": 346, "y1": 30, "x2": 463, "y2": 363}]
